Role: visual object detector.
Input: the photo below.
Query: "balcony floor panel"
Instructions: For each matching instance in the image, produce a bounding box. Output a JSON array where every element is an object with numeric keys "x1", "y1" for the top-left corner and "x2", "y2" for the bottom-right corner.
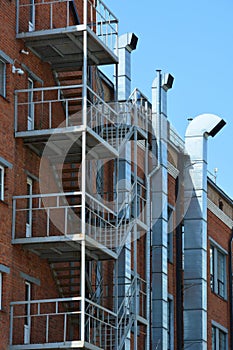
[
  {"x1": 17, "y1": 26, "x2": 118, "y2": 70},
  {"x1": 16, "y1": 127, "x2": 118, "y2": 162},
  {"x1": 9, "y1": 341, "x2": 103, "y2": 350},
  {"x1": 12, "y1": 235, "x2": 117, "y2": 261}
]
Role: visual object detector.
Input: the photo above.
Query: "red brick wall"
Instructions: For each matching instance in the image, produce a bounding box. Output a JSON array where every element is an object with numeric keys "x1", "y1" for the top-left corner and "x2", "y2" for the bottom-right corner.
[
  {"x1": 207, "y1": 210, "x2": 232, "y2": 350},
  {"x1": 0, "y1": 1, "x2": 63, "y2": 347}
]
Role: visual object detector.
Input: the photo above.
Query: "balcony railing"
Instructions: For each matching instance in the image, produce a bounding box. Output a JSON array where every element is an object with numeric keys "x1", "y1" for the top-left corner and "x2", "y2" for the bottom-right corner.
[
  {"x1": 12, "y1": 191, "x2": 121, "y2": 250},
  {"x1": 16, "y1": 0, "x2": 118, "y2": 54},
  {"x1": 127, "y1": 88, "x2": 152, "y2": 134},
  {"x1": 14, "y1": 85, "x2": 151, "y2": 152},
  {"x1": 15, "y1": 84, "x2": 120, "y2": 150},
  {"x1": 10, "y1": 275, "x2": 147, "y2": 348},
  {"x1": 10, "y1": 297, "x2": 116, "y2": 348},
  {"x1": 12, "y1": 192, "x2": 83, "y2": 241},
  {"x1": 169, "y1": 124, "x2": 185, "y2": 150},
  {"x1": 12, "y1": 184, "x2": 147, "y2": 254}
]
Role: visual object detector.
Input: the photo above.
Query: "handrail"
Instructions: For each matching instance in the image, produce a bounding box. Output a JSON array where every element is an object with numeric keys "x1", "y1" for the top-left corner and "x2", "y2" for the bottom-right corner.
[
  {"x1": 10, "y1": 275, "x2": 146, "y2": 347},
  {"x1": 15, "y1": 84, "x2": 83, "y2": 94},
  {"x1": 16, "y1": 0, "x2": 118, "y2": 54},
  {"x1": 13, "y1": 191, "x2": 81, "y2": 200},
  {"x1": 11, "y1": 295, "x2": 82, "y2": 306},
  {"x1": 85, "y1": 298, "x2": 117, "y2": 318},
  {"x1": 86, "y1": 192, "x2": 116, "y2": 216}
]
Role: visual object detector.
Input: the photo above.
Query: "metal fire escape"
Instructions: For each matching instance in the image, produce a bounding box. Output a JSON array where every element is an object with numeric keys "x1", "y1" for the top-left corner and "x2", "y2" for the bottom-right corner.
[{"x1": 10, "y1": 1, "x2": 150, "y2": 349}]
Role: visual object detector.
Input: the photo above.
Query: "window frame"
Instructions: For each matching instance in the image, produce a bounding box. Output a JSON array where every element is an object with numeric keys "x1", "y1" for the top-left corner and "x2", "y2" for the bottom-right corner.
[
  {"x1": 0, "y1": 272, "x2": 2, "y2": 310},
  {"x1": 27, "y1": 77, "x2": 34, "y2": 131},
  {"x1": 0, "y1": 264, "x2": 10, "y2": 311},
  {"x1": 0, "y1": 165, "x2": 4, "y2": 201},
  {"x1": 26, "y1": 177, "x2": 33, "y2": 237},
  {"x1": 167, "y1": 205, "x2": 174, "y2": 263},
  {"x1": 24, "y1": 281, "x2": 31, "y2": 344},
  {"x1": 0, "y1": 58, "x2": 6, "y2": 98},
  {"x1": 211, "y1": 321, "x2": 228, "y2": 350},
  {"x1": 167, "y1": 295, "x2": 174, "y2": 350},
  {"x1": 209, "y1": 240, "x2": 227, "y2": 299}
]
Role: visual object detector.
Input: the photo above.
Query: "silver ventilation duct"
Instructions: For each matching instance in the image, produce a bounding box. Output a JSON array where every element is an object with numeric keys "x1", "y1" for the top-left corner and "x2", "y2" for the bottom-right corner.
[
  {"x1": 118, "y1": 33, "x2": 138, "y2": 101},
  {"x1": 184, "y1": 113, "x2": 226, "y2": 349}
]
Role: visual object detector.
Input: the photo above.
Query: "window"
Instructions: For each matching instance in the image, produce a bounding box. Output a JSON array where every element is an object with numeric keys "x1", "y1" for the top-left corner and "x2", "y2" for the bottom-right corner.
[
  {"x1": 210, "y1": 243, "x2": 227, "y2": 299},
  {"x1": 24, "y1": 281, "x2": 31, "y2": 344},
  {"x1": 27, "y1": 78, "x2": 34, "y2": 130},
  {"x1": 29, "y1": 0, "x2": 35, "y2": 31},
  {"x1": 0, "y1": 272, "x2": 2, "y2": 310},
  {"x1": 0, "y1": 165, "x2": 4, "y2": 201},
  {"x1": 167, "y1": 206, "x2": 174, "y2": 263},
  {"x1": 96, "y1": 160, "x2": 104, "y2": 195},
  {"x1": 182, "y1": 223, "x2": 184, "y2": 270},
  {"x1": 212, "y1": 323, "x2": 227, "y2": 350},
  {"x1": 0, "y1": 59, "x2": 6, "y2": 98},
  {"x1": 210, "y1": 246, "x2": 214, "y2": 292},
  {"x1": 0, "y1": 264, "x2": 10, "y2": 311},
  {"x1": 167, "y1": 297, "x2": 174, "y2": 350},
  {"x1": 26, "y1": 177, "x2": 33, "y2": 237}
]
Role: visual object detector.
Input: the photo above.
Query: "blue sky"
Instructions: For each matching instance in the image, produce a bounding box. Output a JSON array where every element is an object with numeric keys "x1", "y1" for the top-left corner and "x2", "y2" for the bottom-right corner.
[{"x1": 106, "y1": 0, "x2": 233, "y2": 199}]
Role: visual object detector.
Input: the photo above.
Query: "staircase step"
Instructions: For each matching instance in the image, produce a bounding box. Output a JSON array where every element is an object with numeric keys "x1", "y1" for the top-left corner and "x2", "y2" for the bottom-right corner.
[
  {"x1": 62, "y1": 92, "x2": 82, "y2": 99},
  {"x1": 62, "y1": 168, "x2": 80, "y2": 174},
  {"x1": 59, "y1": 282, "x2": 80, "y2": 288},
  {"x1": 53, "y1": 266, "x2": 80, "y2": 272},
  {"x1": 56, "y1": 274, "x2": 80, "y2": 280},
  {"x1": 59, "y1": 76, "x2": 82, "y2": 83},
  {"x1": 63, "y1": 186, "x2": 80, "y2": 191},
  {"x1": 58, "y1": 71, "x2": 82, "y2": 79},
  {"x1": 62, "y1": 176, "x2": 79, "y2": 182},
  {"x1": 62, "y1": 291, "x2": 81, "y2": 297}
]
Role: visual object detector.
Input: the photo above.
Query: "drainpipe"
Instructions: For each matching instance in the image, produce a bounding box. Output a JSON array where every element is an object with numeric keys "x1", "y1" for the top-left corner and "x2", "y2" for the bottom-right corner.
[
  {"x1": 175, "y1": 152, "x2": 184, "y2": 350},
  {"x1": 183, "y1": 114, "x2": 226, "y2": 349},
  {"x1": 229, "y1": 227, "x2": 233, "y2": 350},
  {"x1": 150, "y1": 70, "x2": 174, "y2": 350}
]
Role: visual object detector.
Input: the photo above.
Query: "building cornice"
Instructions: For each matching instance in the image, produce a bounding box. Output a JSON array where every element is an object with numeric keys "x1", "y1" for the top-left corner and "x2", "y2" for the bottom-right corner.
[{"x1": 207, "y1": 198, "x2": 233, "y2": 228}]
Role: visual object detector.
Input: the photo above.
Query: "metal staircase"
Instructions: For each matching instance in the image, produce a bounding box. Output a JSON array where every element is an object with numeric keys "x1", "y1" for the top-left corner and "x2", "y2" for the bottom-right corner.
[{"x1": 10, "y1": 1, "x2": 150, "y2": 349}]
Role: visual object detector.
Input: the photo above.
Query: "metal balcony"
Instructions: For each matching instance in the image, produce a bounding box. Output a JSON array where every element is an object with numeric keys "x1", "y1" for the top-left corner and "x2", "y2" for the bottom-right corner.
[
  {"x1": 12, "y1": 183, "x2": 147, "y2": 261},
  {"x1": 12, "y1": 192, "x2": 119, "y2": 260},
  {"x1": 16, "y1": 0, "x2": 118, "y2": 71},
  {"x1": 16, "y1": 0, "x2": 118, "y2": 69},
  {"x1": 10, "y1": 297, "x2": 116, "y2": 349},
  {"x1": 9, "y1": 277, "x2": 147, "y2": 349},
  {"x1": 14, "y1": 85, "x2": 151, "y2": 160},
  {"x1": 14, "y1": 85, "x2": 120, "y2": 160}
]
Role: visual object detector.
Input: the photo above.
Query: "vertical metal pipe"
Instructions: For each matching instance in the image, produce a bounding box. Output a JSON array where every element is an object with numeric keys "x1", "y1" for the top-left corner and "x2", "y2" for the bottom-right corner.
[
  {"x1": 12, "y1": 199, "x2": 16, "y2": 240},
  {"x1": 145, "y1": 140, "x2": 150, "y2": 350},
  {"x1": 81, "y1": 0, "x2": 88, "y2": 339},
  {"x1": 114, "y1": 260, "x2": 119, "y2": 350},
  {"x1": 14, "y1": 93, "x2": 18, "y2": 133},
  {"x1": 16, "y1": 0, "x2": 19, "y2": 34},
  {"x1": 81, "y1": 239, "x2": 86, "y2": 343},
  {"x1": 175, "y1": 153, "x2": 184, "y2": 350},
  {"x1": 133, "y1": 126, "x2": 138, "y2": 349},
  {"x1": 9, "y1": 305, "x2": 13, "y2": 345},
  {"x1": 83, "y1": 0, "x2": 87, "y2": 27}
]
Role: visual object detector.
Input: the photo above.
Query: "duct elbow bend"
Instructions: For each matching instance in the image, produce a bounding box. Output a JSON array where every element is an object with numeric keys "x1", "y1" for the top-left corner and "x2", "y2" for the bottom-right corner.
[
  {"x1": 118, "y1": 33, "x2": 138, "y2": 52},
  {"x1": 185, "y1": 113, "x2": 226, "y2": 139}
]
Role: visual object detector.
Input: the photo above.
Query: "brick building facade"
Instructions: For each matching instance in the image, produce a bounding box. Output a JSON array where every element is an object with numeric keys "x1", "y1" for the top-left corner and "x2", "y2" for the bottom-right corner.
[{"x1": 0, "y1": 1, "x2": 232, "y2": 349}]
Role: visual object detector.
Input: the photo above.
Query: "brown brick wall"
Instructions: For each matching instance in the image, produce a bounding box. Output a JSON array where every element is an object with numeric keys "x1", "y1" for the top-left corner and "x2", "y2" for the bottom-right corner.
[
  {"x1": 0, "y1": 1, "x2": 62, "y2": 347},
  {"x1": 207, "y1": 210, "x2": 232, "y2": 349}
]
